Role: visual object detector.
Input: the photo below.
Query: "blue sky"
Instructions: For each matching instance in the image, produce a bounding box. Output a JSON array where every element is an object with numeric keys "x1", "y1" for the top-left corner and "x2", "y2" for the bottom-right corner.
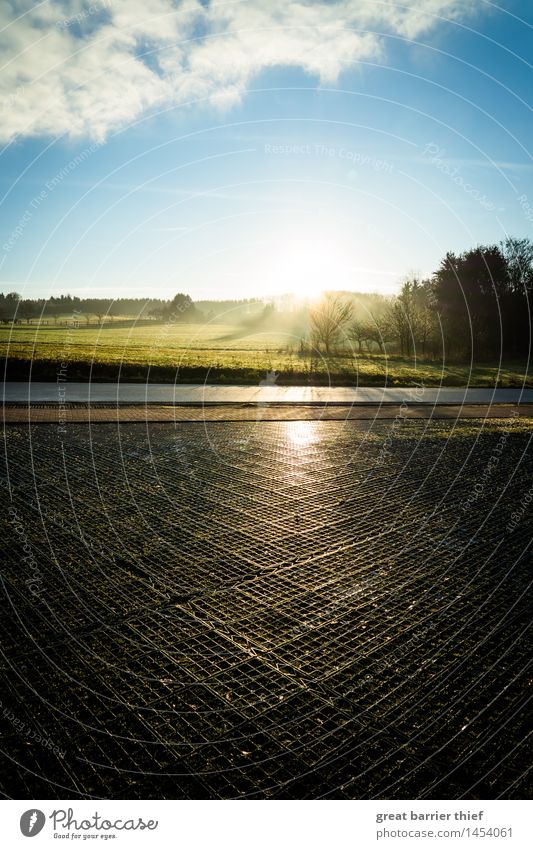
[{"x1": 0, "y1": 0, "x2": 532, "y2": 300}]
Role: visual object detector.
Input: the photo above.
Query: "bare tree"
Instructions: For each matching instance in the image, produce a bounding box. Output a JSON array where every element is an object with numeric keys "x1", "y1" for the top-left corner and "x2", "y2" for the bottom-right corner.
[
  {"x1": 346, "y1": 296, "x2": 393, "y2": 356},
  {"x1": 347, "y1": 319, "x2": 370, "y2": 354},
  {"x1": 387, "y1": 276, "x2": 422, "y2": 356},
  {"x1": 309, "y1": 293, "x2": 353, "y2": 354},
  {"x1": 365, "y1": 310, "x2": 393, "y2": 354}
]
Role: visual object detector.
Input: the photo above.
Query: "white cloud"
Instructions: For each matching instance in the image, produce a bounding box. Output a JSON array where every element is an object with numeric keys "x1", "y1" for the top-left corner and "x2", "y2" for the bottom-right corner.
[{"x1": 0, "y1": 0, "x2": 480, "y2": 143}]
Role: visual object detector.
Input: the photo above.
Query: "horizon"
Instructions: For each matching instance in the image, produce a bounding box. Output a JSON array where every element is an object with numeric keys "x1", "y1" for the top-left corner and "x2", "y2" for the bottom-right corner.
[{"x1": 1, "y1": 1, "x2": 532, "y2": 301}]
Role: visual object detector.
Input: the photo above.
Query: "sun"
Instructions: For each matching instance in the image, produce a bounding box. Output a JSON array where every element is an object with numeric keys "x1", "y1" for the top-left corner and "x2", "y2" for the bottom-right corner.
[
  {"x1": 266, "y1": 236, "x2": 352, "y2": 300},
  {"x1": 284, "y1": 244, "x2": 330, "y2": 299}
]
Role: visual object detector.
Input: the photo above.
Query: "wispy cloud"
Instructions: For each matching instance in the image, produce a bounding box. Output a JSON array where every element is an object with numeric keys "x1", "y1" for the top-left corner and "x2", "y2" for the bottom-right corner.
[{"x1": 0, "y1": 0, "x2": 481, "y2": 143}]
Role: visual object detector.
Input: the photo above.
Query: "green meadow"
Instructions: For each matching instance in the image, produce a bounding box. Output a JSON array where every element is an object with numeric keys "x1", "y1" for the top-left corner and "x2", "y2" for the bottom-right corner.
[{"x1": 1, "y1": 319, "x2": 531, "y2": 386}]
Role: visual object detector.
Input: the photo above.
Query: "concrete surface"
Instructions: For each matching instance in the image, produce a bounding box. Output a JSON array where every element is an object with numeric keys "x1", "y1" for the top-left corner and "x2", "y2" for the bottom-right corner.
[{"x1": 3, "y1": 382, "x2": 533, "y2": 405}]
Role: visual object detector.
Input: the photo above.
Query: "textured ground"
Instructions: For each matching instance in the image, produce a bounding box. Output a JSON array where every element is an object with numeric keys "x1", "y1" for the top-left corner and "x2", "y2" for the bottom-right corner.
[
  {"x1": 0, "y1": 418, "x2": 531, "y2": 799},
  {"x1": 3, "y1": 403, "x2": 533, "y2": 422}
]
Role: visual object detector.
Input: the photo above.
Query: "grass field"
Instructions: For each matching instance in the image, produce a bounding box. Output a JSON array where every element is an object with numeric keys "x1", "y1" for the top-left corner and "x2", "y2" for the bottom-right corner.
[
  {"x1": 1, "y1": 320, "x2": 531, "y2": 386},
  {"x1": 1, "y1": 418, "x2": 530, "y2": 798}
]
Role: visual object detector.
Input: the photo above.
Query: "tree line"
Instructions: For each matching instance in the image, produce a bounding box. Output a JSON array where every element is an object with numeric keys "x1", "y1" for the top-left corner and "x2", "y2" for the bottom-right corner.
[
  {"x1": 0, "y1": 292, "x2": 265, "y2": 325},
  {"x1": 309, "y1": 237, "x2": 533, "y2": 360},
  {"x1": 0, "y1": 293, "x2": 200, "y2": 324}
]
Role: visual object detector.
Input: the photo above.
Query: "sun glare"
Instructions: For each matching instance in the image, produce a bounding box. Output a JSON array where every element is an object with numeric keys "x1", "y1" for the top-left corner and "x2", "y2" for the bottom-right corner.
[
  {"x1": 283, "y1": 244, "x2": 331, "y2": 299},
  {"x1": 283, "y1": 421, "x2": 321, "y2": 448},
  {"x1": 266, "y1": 236, "x2": 352, "y2": 300}
]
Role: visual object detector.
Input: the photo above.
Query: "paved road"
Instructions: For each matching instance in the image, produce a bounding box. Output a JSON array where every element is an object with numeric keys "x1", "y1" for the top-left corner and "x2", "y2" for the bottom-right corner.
[{"x1": 3, "y1": 381, "x2": 533, "y2": 405}]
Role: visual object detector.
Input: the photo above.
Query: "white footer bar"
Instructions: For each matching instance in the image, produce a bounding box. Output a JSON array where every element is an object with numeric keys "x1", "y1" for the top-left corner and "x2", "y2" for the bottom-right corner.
[{"x1": 1, "y1": 799, "x2": 530, "y2": 848}]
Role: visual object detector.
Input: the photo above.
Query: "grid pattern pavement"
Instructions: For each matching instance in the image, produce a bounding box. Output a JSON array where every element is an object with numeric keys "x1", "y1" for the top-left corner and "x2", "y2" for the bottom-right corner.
[{"x1": 0, "y1": 419, "x2": 531, "y2": 799}]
